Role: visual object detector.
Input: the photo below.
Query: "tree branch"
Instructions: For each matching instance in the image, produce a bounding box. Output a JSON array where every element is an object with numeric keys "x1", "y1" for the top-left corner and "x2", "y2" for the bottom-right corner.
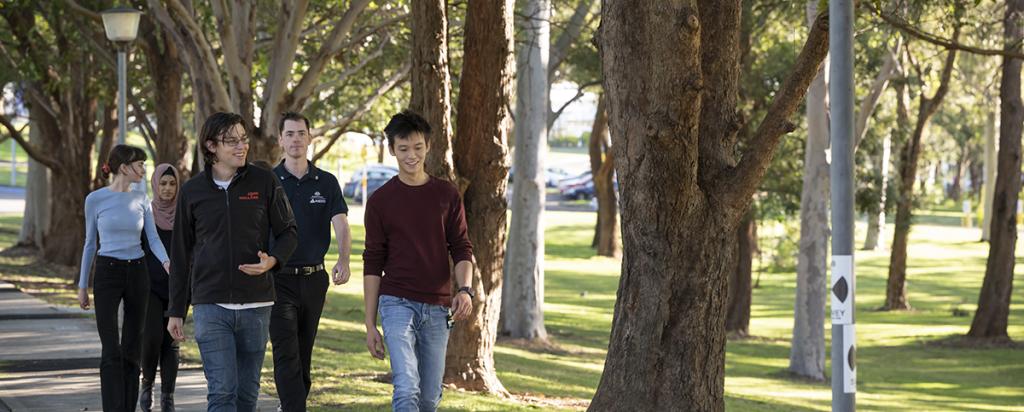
[
  {"x1": 312, "y1": 62, "x2": 411, "y2": 161},
  {"x1": 62, "y1": 0, "x2": 102, "y2": 23},
  {"x1": 311, "y1": 34, "x2": 390, "y2": 103},
  {"x1": 0, "y1": 114, "x2": 59, "y2": 169},
  {"x1": 288, "y1": 0, "x2": 373, "y2": 111},
  {"x1": 867, "y1": 2, "x2": 1024, "y2": 59},
  {"x1": 720, "y1": 8, "x2": 830, "y2": 210},
  {"x1": 547, "y1": 80, "x2": 600, "y2": 128},
  {"x1": 260, "y1": 0, "x2": 310, "y2": 134},
  {"x1": 854, "y1": 38, "x2": 901, "y2": 150},
  {"x1": 548, "y1": 0, "x2": 595, "y2": 80}
]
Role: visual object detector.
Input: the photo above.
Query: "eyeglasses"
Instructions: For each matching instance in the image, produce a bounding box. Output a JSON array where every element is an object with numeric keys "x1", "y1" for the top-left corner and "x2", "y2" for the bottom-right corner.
[{"x1": 219, "y1": 135, "x2": 250, "y2": 147}]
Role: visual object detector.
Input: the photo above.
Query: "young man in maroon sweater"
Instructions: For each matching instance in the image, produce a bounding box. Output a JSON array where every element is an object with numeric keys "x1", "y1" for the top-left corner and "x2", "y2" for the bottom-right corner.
[{"x1": 362, "y1": 110, "x2": 474, "y2": 412}]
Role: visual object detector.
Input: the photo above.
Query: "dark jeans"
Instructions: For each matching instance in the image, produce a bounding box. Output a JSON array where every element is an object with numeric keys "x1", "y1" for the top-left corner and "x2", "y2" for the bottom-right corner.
[
  {"x1": 270, "y1": 270, "x2": 329, "y2": 412},
  {"x1": 193, "y1": 303, "x2": 272, "y2": 412},
  {"x1": 93, "y1": 255, "x2": 150, "y2": 412},
  {"x1": 140, "y1": 291, "x2": 179, "y2": 394}
]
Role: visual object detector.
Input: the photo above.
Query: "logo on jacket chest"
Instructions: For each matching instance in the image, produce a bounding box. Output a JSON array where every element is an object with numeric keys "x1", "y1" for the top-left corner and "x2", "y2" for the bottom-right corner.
[
  {"x1": 309, "y1": 191, "x2": 326, "y2": 204},
  {"x1": 239, "y1": 192, "x2": 260, "y2": 201}
]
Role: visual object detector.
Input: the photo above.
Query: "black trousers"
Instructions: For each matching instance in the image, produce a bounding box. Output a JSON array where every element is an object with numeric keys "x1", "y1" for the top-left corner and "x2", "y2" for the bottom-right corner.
[
  {"x1": 270, "y1": 270, "x2": 329, "y2": 412},
  {"x1": 93, "y1": 256, "x2": 150, "y2": 412},
  {"x1": 140, "y1": 291, "x2": 179, "y2": 394}
]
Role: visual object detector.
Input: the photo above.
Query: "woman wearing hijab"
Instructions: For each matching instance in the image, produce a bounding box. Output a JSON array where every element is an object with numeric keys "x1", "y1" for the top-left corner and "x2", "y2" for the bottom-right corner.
[
  {"x1": 138, "y1": 164, "x2": 180, "y2": 412},
  {"x1": 78, "y1": 145, "x2": 170, "y2": 412}
]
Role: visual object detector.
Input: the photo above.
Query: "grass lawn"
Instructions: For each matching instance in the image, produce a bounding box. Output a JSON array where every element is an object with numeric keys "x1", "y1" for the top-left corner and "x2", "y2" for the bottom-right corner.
[{"x1": 0, "y1": 206, "x2": 1021, "y2": 410}]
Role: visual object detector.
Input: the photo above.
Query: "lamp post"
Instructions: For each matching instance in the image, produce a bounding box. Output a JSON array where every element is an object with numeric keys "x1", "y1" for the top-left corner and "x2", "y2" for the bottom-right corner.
[{"x1": 100, "y1": 7, "x2": 142, "y2": 146}]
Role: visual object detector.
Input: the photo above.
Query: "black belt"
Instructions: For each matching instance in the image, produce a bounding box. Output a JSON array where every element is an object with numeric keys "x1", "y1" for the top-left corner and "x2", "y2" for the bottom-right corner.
[{"x1": 278, "y1": 264, "x2": 325, "y2": 275}]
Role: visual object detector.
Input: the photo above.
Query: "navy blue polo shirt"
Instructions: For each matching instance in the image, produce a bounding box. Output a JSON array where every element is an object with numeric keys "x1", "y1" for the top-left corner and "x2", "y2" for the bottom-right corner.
[{"x1": 274, "y1": 161, "x2": 348, "y2": 267}]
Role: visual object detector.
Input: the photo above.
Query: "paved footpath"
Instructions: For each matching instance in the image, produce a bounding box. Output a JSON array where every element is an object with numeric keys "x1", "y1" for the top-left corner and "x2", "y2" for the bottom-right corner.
[{"x1": 0, "y1": 281, "x2": 278, "y2": 411}]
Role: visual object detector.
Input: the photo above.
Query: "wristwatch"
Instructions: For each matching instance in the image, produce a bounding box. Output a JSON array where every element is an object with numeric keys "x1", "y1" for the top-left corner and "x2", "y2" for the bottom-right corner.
[{"x1": 457, "y1": 286, "x2": 475, "y2": 299}]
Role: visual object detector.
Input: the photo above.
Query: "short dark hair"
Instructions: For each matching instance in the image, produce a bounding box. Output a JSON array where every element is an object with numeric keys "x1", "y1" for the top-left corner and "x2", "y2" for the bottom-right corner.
[
  {"x1": 279, "y1": 112, "x2": 311, "y2": 134},
  {"x1": 105, "y1": 144, "x2": 147, "y2": 178},
  {"x1": 383, "y1": 109, "x2": 431, "y2": 149},
  {"x1": 199, "y1": 112, "x2": 245, "y2": 164}
]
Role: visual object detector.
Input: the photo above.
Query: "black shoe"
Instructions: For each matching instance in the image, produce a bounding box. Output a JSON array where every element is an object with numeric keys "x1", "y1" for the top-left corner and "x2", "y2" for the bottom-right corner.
[
  {"x1": 139, "y1": 379, "x2": 154, "y2": 412},
  {"x1": 160, "y1": 392, "x2": 175, "y2": 412}
]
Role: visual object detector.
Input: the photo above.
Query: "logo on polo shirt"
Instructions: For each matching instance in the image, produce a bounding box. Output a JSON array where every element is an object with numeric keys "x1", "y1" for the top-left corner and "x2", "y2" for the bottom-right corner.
[
  {"x1": 239, "y1": 192, "x2": 260, "y2": 201},
  {"x1": 310, "y1": 191, "x2": 326, "y2": 204}
]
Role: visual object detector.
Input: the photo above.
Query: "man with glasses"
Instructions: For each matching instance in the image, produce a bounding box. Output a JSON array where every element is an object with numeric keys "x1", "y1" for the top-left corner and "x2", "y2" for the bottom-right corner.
[{"x1": 168, "y1": 112, "x2": 298, "y2": 412}]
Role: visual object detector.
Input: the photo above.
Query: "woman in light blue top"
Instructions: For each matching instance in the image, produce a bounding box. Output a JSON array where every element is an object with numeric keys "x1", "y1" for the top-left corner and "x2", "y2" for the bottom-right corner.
[{"x1": 77, "y1": 144, "x2": 170, "y2": 412}]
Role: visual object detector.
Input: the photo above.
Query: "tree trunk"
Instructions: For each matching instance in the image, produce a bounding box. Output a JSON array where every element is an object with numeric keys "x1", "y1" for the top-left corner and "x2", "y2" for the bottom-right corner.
[
  {"x1": 443, "y1": 0, "x2": 514, "y2": 395},
  {"x1": 886, "y1": 40, "x2": 959, "y2": 311},
  {"x1": 142, "y1": 16, "x2": 188, "y2": 176},
  {"x1": 982, "y1": 110, "x2": 998, "y2": 241},
  {"x1": 589, "y1": 96, "x2": 604, "y2": 249},
  {"x1": 589, "y1": 2, "x2": 829, "y2": 409},
  {"x1": 789, "y1": 1, "x2": 829, "y2": 380},
  {"x1": 92, "y1": 104, "x2": 116, "y2": 190},
  {"x1": 968, "y1": 0, "x2": 1023, "y2": 339},
  {"x1": 726, "y1": 211, "x2": 755, "y2": 336},
  {"x1": 594, "y1": 140, "x2": 618, "y2": 257},
  {"x1": 863, "y1": 133, "x2": 892, "y2": 250},
  {"x1": 950, "y1": 144, "x2": 966, "y2": 202},
  {"x1": 411, "y1": 0, "x2": 456, "y2": 183},
  {"x1": 502, "y1": 0, "x2": 550, "y2": 341},
  {"x1": 17, "y1": 117, "x2": 49, "y2": 249},
  {"x1": 588, "y1": 94, "x2": 619, "y2": 257}
]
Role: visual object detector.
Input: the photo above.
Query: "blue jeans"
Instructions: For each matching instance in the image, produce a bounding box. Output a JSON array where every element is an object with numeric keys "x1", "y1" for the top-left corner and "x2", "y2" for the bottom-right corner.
[
  {"x1": 379, "y1": 295, "x2": 451, "y2": 412},
  {"x1": 193, "y1": 304, "x2": 272, "y2": 412}
]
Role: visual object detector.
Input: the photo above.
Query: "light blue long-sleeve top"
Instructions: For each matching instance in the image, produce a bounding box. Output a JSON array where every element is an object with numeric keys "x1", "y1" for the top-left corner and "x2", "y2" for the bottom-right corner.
[{"x1": 78, "y1": 187, "x2": 169, "y2": 289}]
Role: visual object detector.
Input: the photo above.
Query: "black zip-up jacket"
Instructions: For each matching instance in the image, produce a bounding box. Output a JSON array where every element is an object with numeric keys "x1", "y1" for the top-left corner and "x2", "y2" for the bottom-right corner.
[{"x1": 168, "y1": 163, "x2": 298, "y2": 318}]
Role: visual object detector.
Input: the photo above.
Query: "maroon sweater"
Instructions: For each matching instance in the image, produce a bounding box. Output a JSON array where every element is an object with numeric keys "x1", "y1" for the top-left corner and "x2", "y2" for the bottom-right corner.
[{"x1": 362, "y1": 176, "x2": 473, "y2": 307}]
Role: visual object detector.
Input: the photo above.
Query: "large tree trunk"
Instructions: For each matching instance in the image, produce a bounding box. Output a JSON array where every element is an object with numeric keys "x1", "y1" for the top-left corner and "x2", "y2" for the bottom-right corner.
[
  {"x1": 863, "y1": 133, "x2": 892, "y2": 250},
  {"x1": 982, "y1": 109, "x2": 998, "y2": 241},
  {"x1": 37, "y1": 91, "x2": 98, "y2": 269},
  {"x1": 726, "y1": 211, "x2": 755, "y2": 336},
  {"x1": 789, "y1": 1, "x2": 829, "y2": 381},
  {"x1": 968, "y1": 0, "x2": 1023, "y2": 339},
  {"x1": 141, "y1": 16, "x2": 188, "y2": 176},
  {"x1": 588, "y1": 94, "x2": 619, "y2": 257},
  {"x1": 411, "y1": 0, "x2": 456, "y2": 183},
  {"x1": 443, "y1": 0, "x2": 514, "y2": 395},
  {"x1": 589, "y1": 2, "x2": 829, "y2": 409},
  {"x1": 886, "y1": 39, "x2": 959, "y2": 311},
  {"x1": 502, "y1": 0, "x2": 550, "y2": 341},
  {"x1": 17, "y1": 117, "x2": 49, "y2": 249}
]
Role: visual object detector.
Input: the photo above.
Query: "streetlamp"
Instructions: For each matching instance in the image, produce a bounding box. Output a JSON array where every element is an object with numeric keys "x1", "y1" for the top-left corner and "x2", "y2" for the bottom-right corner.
[{"x1": 101, "y1": 6, "x2": 142, "y2": 145}]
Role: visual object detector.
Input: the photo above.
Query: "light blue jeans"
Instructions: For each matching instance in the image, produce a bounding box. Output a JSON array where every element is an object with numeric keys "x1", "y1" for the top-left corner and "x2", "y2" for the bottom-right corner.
[
  {"x1": 379, "y1": 294, "x2": 451, "y2": 412},
  {"x1": 193, "y1": 304, "x2": 272, "y2": 412}
]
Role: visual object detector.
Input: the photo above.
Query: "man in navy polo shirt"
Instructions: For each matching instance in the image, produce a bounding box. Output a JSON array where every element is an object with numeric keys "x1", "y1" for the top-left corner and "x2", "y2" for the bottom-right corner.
[{"x1": 270, "y1": 112, "x2": 351, "y2": 412}]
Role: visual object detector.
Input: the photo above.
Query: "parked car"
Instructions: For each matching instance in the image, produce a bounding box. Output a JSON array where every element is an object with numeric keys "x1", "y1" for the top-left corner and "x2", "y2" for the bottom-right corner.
[
  {"x1": 508, "y1": 166, "x2": 576, "y2": 187},
  {"x1": 557, "y1": 171, "x2": 592, "y2": 192},
  {"x1": 561, "y1": 172, "x2": 618, "y2": 201},
  {"x1": 345, "y1": 177, "x2": 392, "y2": 202},
  {"x1": 343, "y1": 164, "x2": 398, "y2": 198}
]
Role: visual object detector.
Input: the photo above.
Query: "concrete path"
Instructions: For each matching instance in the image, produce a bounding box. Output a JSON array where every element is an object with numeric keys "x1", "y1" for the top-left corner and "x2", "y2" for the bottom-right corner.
[{"x1": 0, "y1": 281, "x2": 278, "y2": 411}]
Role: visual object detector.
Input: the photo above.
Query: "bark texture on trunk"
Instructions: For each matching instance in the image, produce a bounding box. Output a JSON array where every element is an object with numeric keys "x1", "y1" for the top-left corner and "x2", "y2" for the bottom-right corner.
[
  {"x1": 443, "y1": 0, "x2": 516, "y2": 395},
  {"x1": 968, "y1": 0, "x2": 1023, "y2": 339},
  {"x1": 589, "y1": 2, "x2": 828, "y2": 409}
]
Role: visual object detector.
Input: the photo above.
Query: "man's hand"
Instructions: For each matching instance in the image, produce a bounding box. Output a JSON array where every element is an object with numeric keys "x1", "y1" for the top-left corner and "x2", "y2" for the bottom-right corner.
[
  {"x1": 451, "y1": 291, "x2": 472, "y2": 321},
  {"x1": 332, "y1": 260, "x2": 351, "y2": 285},
  {"x1": 167, "y1": 317, "x2": 185, "y2": 341},
  {"x1": 78, "y1": 288, "x2": 90, "y2": 310},
  {"x1": 366, "y1": 327, "x2": 385, "y2": 360},
  {"x1": 238, "y1": 251, "x2": 277, "y2": 276}
]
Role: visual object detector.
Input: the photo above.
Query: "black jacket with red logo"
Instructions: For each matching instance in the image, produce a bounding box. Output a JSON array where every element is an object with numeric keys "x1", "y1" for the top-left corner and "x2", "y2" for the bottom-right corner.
[{"x1": 168, "y1": 163, "x2": 297, "y2": 317}]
